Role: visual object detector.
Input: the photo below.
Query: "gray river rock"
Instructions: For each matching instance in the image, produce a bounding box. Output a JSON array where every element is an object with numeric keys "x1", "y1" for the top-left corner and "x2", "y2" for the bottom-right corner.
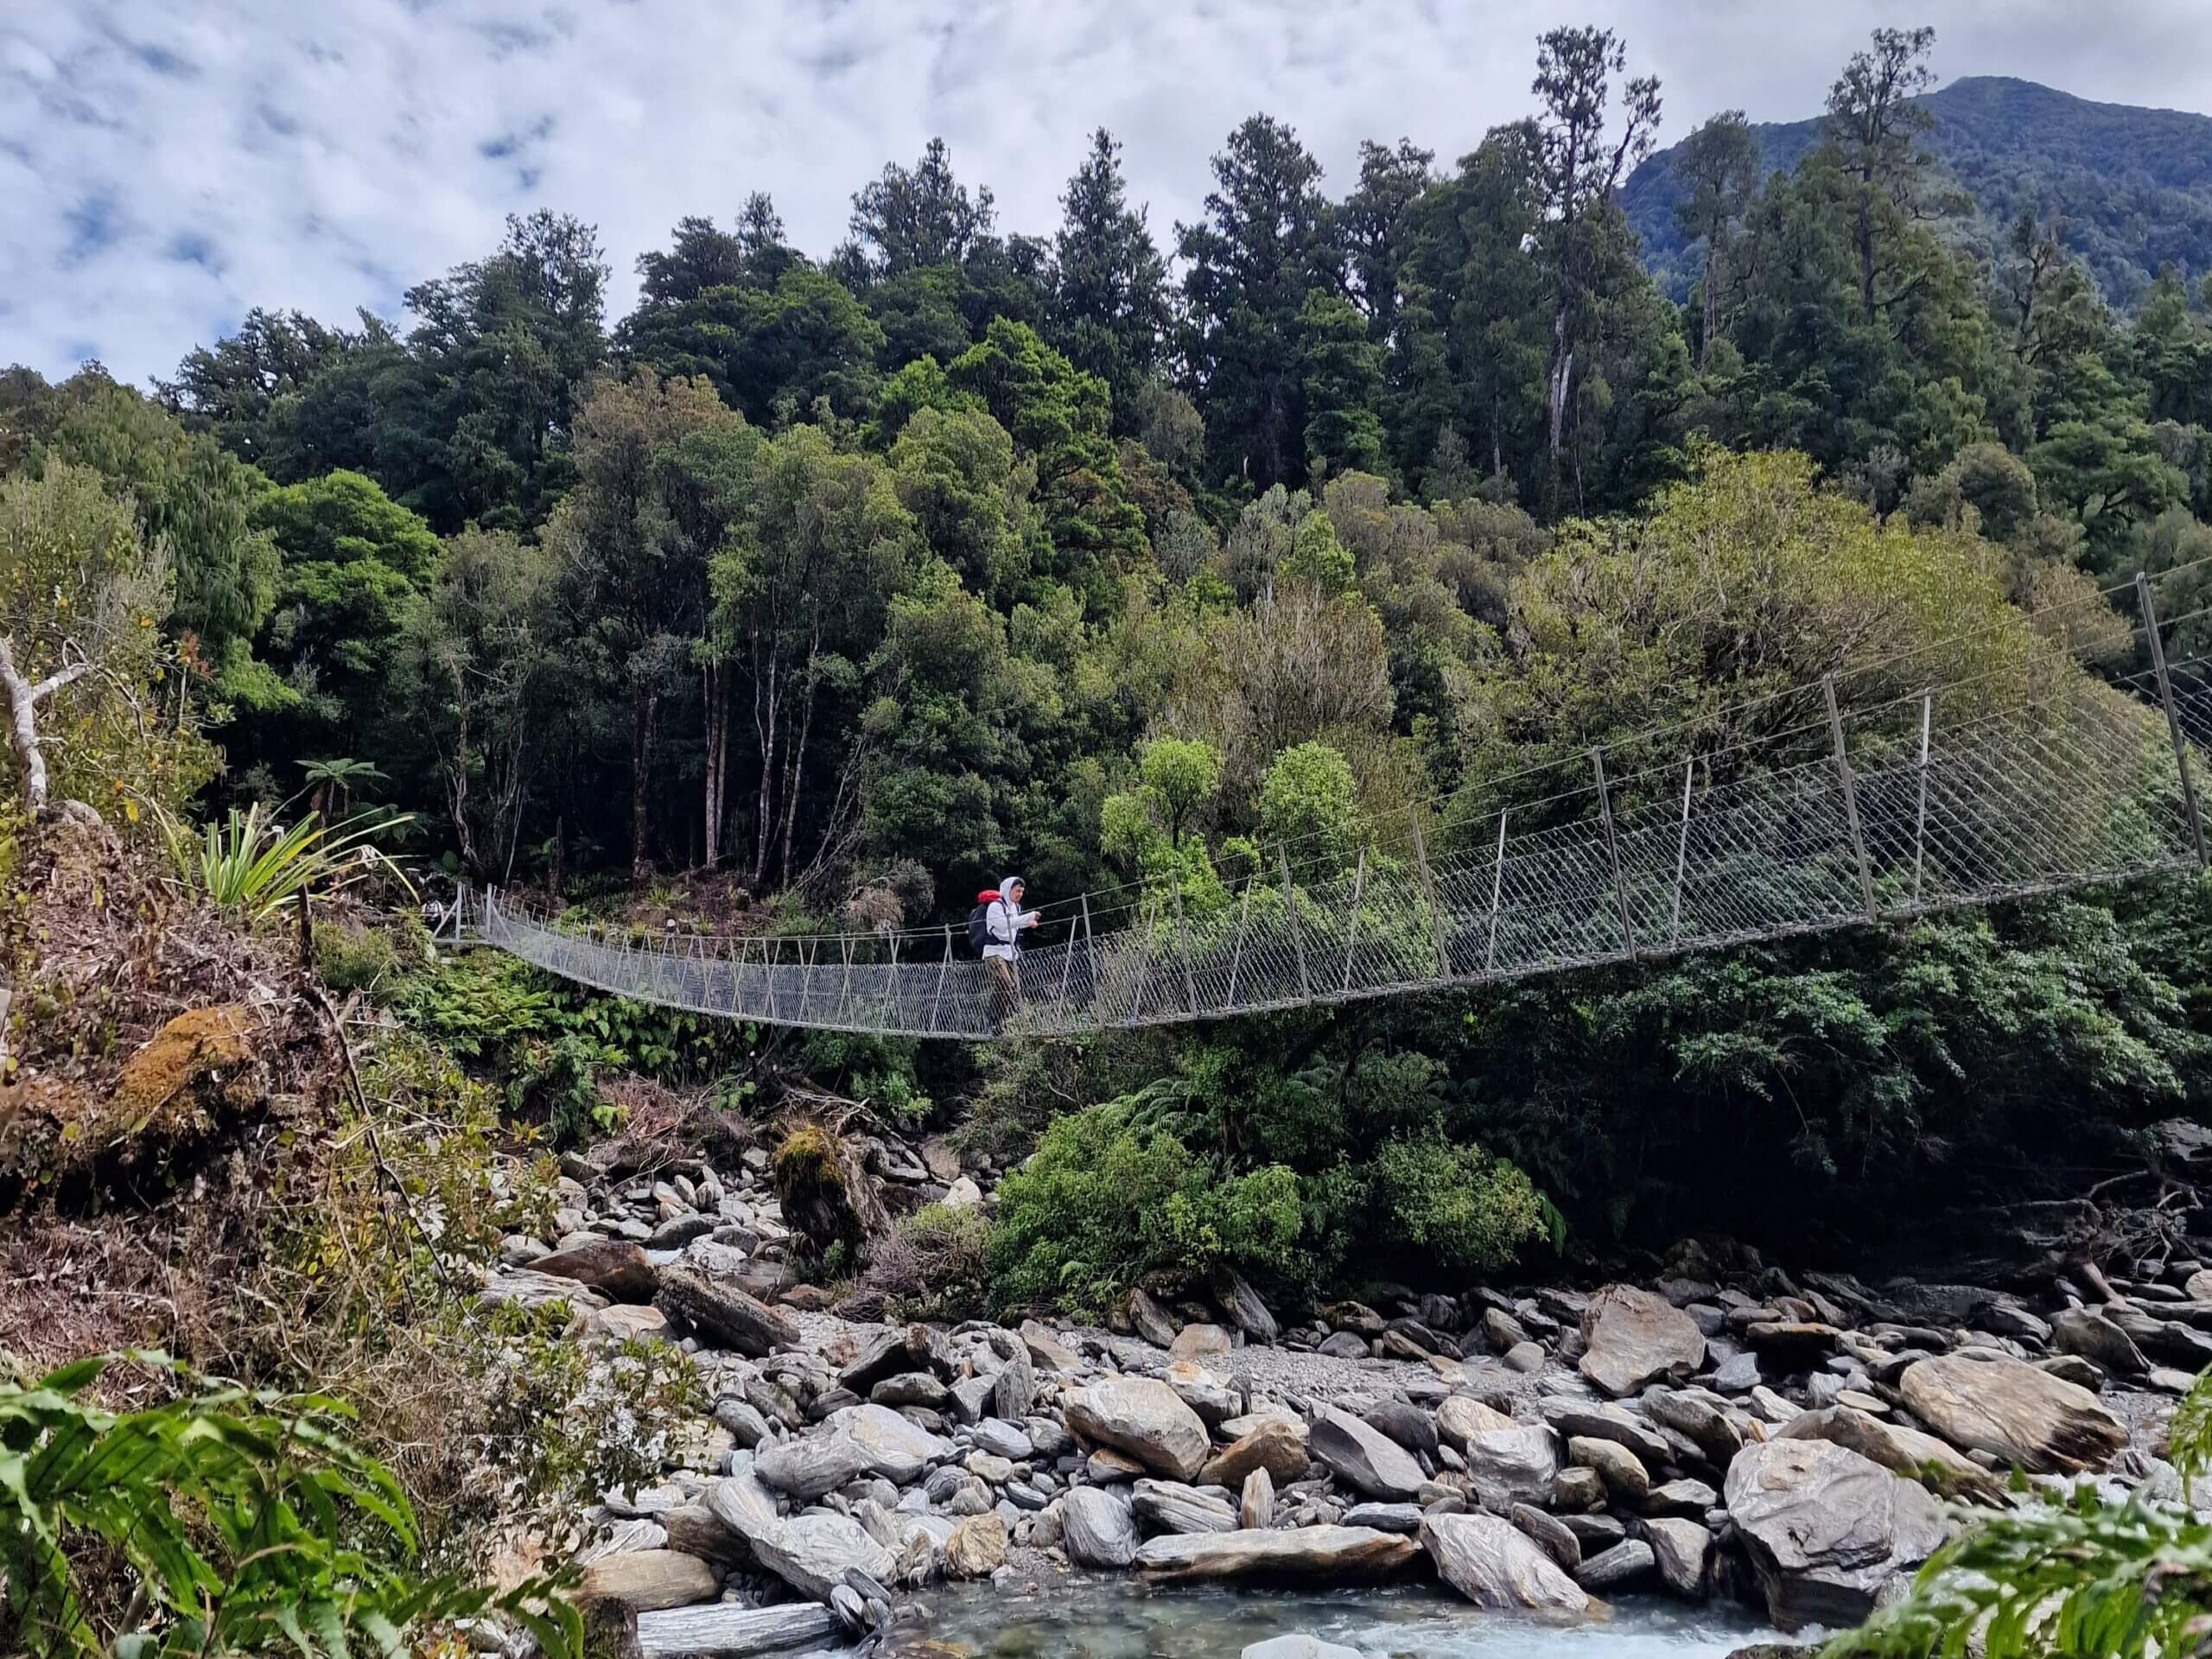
[{"x1": 887, "y1": 1580, "x2": 1769, "y2": 1659}]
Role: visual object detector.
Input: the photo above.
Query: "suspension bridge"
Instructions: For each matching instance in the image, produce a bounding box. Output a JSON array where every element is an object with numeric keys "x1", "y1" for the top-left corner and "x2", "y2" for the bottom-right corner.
[{"x1": 461, "y1": 569, "x2": 2212, "y2": 1041}]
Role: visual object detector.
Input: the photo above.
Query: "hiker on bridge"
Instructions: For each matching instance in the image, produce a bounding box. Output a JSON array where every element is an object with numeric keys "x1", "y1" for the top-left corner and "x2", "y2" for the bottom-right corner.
[{"x1": 978, "y1": 874, "x2": 1038, "y2": 1025}]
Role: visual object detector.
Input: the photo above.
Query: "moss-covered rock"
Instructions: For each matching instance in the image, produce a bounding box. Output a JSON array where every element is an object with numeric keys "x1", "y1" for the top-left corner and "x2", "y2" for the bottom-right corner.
[{"x1": 771, "y1": 1122, "x2": 891, "y2": 1263}]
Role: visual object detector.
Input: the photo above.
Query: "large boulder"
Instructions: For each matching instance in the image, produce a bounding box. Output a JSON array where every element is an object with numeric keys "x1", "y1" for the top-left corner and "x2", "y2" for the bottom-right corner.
[
  {"x1": 1897, "y1": 1353, "x2": 2128, "y2": 1474},
  {"x1": 532, "y1": 1238, "x2": 658, "y2": 1303},
  {"x1": 1135, "y1": 1526, "x2": 1419, "y2": 1585},
  {"x1": 1200, "y1": 1417, "x2": 1311, "y2": 1488},
  {"x1": 1222, "y1": 1272, "x2": 1280, "y2": 1343},
  {"x1": 1019, "y1": 1319, "x2": 1084, "y2": 1373},
  {"x1": 1460, "y1": 1425, "x2": 1561, "y2": 1508},
  {"x1": 1062, "y1": 1485, "x2": 1140, "y2": 1568},
  {"x1": 1573, "y1": 1540, "x2": 1654, "y2": 1592},
  {"x1": 834, "y1": 1402, "x2": 956, "y2": 1484},
  {"x1": 578, "y1": 1549, "x2": 718, "y2": 1612},
  {"x1": 752, "y1": 1405, "x2": 951, "y2": 1498},
  {"x1": 1170, "y1": 1324, "x2": 1235, "y2": 1362},
  {"x1": 747, "y1": 1511, "x2": 896, "y2": 1602},
  {"x1": 654, "y1": 1267, "x2": 798, "y2": 1356},
  {"x1": 1537, "y1": 1396, "x2": 1673, "y2": 1465},
  {"x1": 1128, "y1": 1287, "x2": 1180, "y2": 1349},
  {"x1": 1567, "y1": 1435, "x2": 1649, "y2": 1506},
  {"x1": 633, "y1": 1604, "x2": 840, "y2": 1659},
  {"x1": 1641, "y1": 1388, "x2": 1744, "y2": 1467},
  {"x1": 1644, "y1": 1517, "x2": 1713, "y2": 1600},
  {"x1": 1133, "y1": 1478, "x2": 1238, "y2": 1535},
  {"x1": 1578, "y1": 1285, "x2": 1705, "y2": 1396},
  {"x1": 705, "y1": 1468, "x2": 779, "y2": 1539},
  {"x1": 1309, "y1": 1407, "x2": 1425, "y2": 1500},
  {"x1": 752, "y1": 1430, "x2": 877, "y2": 1502},
  {"x1": 1067, "y1": 1375, "x2": 1211, "y2": 1480},
  {"x1": 944, "y1": 1512, "x2": 1010, "y2": 1579},
  {"x1": 1436, "y1": 1395, "x2": 1517, "y2": 1452},
  {"x1": 2050, "y1": 1306, "x2": 2147, "y2": 1376},
  {"x1": 1724, "y1": 1438, "x2": 1947, "y2": 1631},
  {"x1": 1421, "y1": 1513, "x2": 1592, "y2": 1618},
  {"x1": 838, "y1": 1324, "x2": 942, "y2": 1395},
  {"x1": 1165, "y1": 1360, "x2": 1241, "y2": 1426},
  {"x1": 1776, "y1": 1406, "x2": 2006, "y2": 1504}
]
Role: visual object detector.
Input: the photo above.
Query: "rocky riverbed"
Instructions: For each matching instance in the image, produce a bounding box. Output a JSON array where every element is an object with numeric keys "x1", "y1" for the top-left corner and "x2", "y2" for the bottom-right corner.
[{"x1": 480, "y1": 1130, "x2": 2209, "y2": 1657}]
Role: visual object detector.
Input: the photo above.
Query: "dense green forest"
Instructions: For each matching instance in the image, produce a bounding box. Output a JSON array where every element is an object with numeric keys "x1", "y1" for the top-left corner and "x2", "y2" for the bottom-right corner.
[
  {"x1": 10, "y1": 22, "x2": 2212, "y2": 1268},
  {"x1": 1626, "y1": 73, "x2": 2212, "y2": 308}
]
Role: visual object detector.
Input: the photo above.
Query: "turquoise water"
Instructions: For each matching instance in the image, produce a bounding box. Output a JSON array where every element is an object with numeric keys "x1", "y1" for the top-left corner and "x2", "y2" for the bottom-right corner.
[{"x1": 887, "y1": 1580, "x2": 1778, "y2": 1659}]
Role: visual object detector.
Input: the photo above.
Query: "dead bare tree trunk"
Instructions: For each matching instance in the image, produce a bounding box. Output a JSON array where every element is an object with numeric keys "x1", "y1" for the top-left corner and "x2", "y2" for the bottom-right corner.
[
  {"x1": 702, "y1": 658, "x2": 729, "y2": 871},
  {"x1": 0, "y1": 635, "x2": 92, "y2": 813},
  {"x1": 751, "y1": 650, "x2": 780, "y2": 890}
]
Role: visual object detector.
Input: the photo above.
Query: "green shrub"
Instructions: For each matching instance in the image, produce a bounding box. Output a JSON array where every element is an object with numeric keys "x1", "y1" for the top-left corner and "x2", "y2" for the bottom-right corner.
[
  {"x1": 1366, "y1": 1133, "x2": 1551, "y2": 1274},
  {"x1": 985, "y1": 1101, "x2": 1306, "y2": 1316},
  {"x1": 0, "y1": 1352, "x2": 578, "y2": 1659},
  {"x1": 313, "y1": 919, "x2": 398, "y2": 993}
]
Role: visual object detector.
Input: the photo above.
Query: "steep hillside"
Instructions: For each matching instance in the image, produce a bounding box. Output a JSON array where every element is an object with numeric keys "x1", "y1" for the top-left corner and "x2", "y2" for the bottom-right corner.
[{"x1": 1624, "y1": 75, "x2": 2212, "y2": 306}]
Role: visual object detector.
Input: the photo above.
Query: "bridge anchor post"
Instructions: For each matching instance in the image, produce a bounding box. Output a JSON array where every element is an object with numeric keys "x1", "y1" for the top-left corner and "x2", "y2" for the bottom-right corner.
[
  {"x1": 2138, "y1": 572, "x2": 2209, "y2": 867},
  {"x1": 1172, "y1": 879, "x2": 1199, "y2": 1016},
  {"x1": 1910, "y1": 691, "x2": 1932, "y2": 907},
  {"x1": 1590, "y1": 748, "x2": 1638, "y2": 960},
  {"x1": 1484, "y1": 808, "x2": 1508, "y2": 975},
  {"x1": 1823, "y1": 675, "x2": 1879, "y2": 919},
  {"x1": 1409, "y1": 809, "x2": 1448, "y2": 977},
  {"x1": 1280, "y1": 846, "x2": 1313, "y2": 1004},
  {"x1": 1669, "y1": 760, "x2": 1694, "y2": 945}
]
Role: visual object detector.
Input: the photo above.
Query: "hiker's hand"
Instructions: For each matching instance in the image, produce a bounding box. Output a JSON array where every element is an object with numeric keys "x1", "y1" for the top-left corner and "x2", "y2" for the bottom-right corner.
[{"x1": 1023, "y1": 912, "x2": 1039, "y2": 929}]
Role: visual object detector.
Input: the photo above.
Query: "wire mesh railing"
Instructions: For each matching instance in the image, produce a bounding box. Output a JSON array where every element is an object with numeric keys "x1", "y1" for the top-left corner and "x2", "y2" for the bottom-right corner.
[{"x1": 469, "y1": 568, "x2": 2212, "y2": 1041}]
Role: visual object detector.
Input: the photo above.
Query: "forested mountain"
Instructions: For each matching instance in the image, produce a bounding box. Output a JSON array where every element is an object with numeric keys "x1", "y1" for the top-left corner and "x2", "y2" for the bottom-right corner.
[{"x1": 1625, "y1": 74, "x2": 2212, "y2": 306}]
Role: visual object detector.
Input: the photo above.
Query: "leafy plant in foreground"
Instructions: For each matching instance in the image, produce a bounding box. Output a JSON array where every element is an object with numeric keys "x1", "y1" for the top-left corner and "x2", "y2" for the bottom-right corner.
[
  {"x1": 158, "y1": 801, "x2": 414, "y2": 921},
  {"x1": 1830, "y1": 1367, "x2": 2212, "y2": 1659},
  {"x1": 0, "y1": 1351, "x2": 578, "y2": 1659}
]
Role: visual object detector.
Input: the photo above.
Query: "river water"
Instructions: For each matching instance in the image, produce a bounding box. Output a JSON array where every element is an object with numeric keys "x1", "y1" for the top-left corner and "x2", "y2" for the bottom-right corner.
[{"x1": 882, "y1": 1580, "x2": 1779, "y2": 1659}]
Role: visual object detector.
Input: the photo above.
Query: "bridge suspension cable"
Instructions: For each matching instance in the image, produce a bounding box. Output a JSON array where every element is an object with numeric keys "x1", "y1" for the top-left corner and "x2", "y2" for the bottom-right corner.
[{"x1": 468, "y1": 565, "x2": 2212, "y2": 1040}]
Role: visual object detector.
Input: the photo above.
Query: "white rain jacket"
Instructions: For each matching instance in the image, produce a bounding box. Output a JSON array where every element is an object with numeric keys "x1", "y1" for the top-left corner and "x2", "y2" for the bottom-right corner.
[{"x1": 983, "y1": 877, "x2": 1034, "y2": 962}]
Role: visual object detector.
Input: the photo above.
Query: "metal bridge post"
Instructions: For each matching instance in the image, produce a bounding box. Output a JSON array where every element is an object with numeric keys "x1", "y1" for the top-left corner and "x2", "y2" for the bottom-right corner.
[
  {"x1": 763, "y1": 937, "x2": 781, "y2": 1021},
  {"x1": 1590, "y1": 747, "x2": 1638, "y2": 960},
  {"x1": 1172, "y1": 879, "x2": 1200, "y2": 1016},
  {"x1": 1484, "y1": 808, "x2": 1508, "y2": 974},
  {"x1": 2138, "y1": 572, "x2": 2209, "y2": 866},
  {"x1": 1409, "y1": 808, "x2": 1448, "y2": 976},
  {"x1": 1823, "y1": 675, "x2": 1878, "y2": 919},
  {"x1": 887, "y1": 931, "x2": 902, "y2": 1031},
  {"x1": 1224, "y1": 877, "x2": 1255, "y2": 1004},
  {"x1": 1669, "y1": 758, "x2": 1694, "y2": 945},
  {"x1": 930, "y1": 926, "x2": 951, "y2": 1034},
  {"x1": 1911, "y1": 692, "x2": 1931, "y2": 907},
  {"x1": 1340, "y1": 847, "x2": 1367, "y2": 992},
  {"x1": 1280, "y1": 846, "x2": 1313, "y2": 1003},
  {"x1": 837, "y1": 937, "x2": 854, "y2": 1025},
  {"x1": 1053, "y1": 909, "x2": 1077, "y2": 1030},
  {"x1": 1080, "y1": 893, "x2": 1096, "y2": 1027},
  {"x1": 1124, "y1": 897, "x2": 1161, "y2": 1023}
]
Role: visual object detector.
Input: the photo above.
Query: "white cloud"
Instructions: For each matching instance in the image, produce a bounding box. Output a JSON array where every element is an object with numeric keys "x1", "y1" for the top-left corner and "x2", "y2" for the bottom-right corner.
[{"x1": 3, "y1": 0, "x2": 2207, "y2": 385}]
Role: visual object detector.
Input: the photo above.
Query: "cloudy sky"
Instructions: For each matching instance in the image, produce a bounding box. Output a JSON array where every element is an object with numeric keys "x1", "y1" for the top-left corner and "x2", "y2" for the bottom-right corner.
[{"x1": 6, "y1": 0, "x2": 2209, "y2": 386}]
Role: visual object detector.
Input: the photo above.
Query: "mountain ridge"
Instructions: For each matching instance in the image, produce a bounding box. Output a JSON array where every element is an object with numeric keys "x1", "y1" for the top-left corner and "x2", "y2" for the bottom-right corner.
[{"x1": 1623, "y1": 74, "x2": 2212, "y2": 307}]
